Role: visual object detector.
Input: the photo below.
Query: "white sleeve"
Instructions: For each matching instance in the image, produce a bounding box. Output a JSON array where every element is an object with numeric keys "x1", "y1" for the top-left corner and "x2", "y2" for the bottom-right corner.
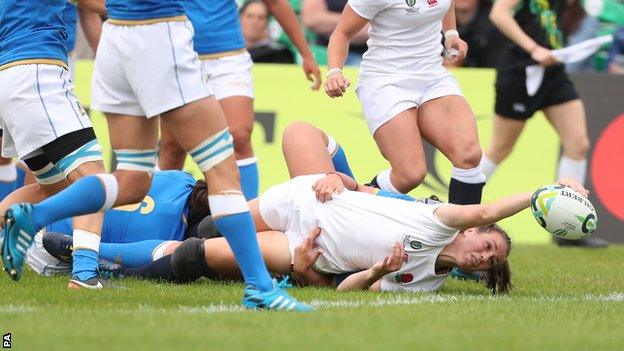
[{"x1": 348, "y1": 0, "x2": 387, "y2": 20}]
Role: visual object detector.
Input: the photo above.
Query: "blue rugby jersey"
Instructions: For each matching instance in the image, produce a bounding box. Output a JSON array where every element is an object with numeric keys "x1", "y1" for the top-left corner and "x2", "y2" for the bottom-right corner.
[
  {"x1": 106, "y1": 0, "x2": 185, "y2": 21},
  {"x1": 61, "y1": 2, "x2": 78, "y2": 52},
  {"x1": 0, "y1": 0, "x2": 68, "y2": 67},
  {"x1": 184, "y1": 0, "x2": 245, "y2": 55},
  {"x1": 46, "y1": 171, "x2": 196, "y2": 243}
]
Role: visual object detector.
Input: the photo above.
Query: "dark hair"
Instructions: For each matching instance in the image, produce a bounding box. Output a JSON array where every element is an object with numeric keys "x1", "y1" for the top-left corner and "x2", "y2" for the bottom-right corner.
[
  {"x1": 562, "y1": 0, "x2": 587, "y2": 37},
  {"x1": 478, "y1": 224, "x2": 513, "y2": 294},
  {"x1": 187, "y1": 180, "x2": 210, "y2": 227}
]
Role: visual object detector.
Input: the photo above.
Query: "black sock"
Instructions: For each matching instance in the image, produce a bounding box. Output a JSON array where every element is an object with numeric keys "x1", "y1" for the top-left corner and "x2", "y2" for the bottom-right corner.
[
  {"x1": 448, "y1": 178, "x2": 485, "y2": 205},
  {"x1": 125, "y1": 255, "x2": 185, "y2": 283}
]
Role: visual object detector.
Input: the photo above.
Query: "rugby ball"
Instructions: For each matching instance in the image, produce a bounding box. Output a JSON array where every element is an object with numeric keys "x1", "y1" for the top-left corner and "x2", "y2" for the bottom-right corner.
[{"x1": 530, "y1": 184, "x2": 598, "y2": 240}]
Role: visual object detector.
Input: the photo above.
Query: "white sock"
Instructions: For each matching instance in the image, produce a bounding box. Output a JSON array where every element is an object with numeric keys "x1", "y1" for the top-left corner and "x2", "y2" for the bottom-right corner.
[
  {"x1": 0, "y1": 163, "x2": 17, "y2": 182},
  {"x1": 479, "y1": 155, "x2": 498, "y2": 180},
  {"x1": 557, "y1": 156, "x2": 587, "y2": 185},
  {"x1": 72, "y1": 229, "x2": 100, "y2": 253},
  {"x1": 451, "y1": 166, "x2": 486, "y2": 184},
  {"x1": 377, "y1": 169, "x2": 401, "y2": 193},
  {"x1": 236, "y1": 157, "x2": 258, "y2": 167},
  {"x1": 95, "y1": 173, "x2": 119, "y2": 212}
]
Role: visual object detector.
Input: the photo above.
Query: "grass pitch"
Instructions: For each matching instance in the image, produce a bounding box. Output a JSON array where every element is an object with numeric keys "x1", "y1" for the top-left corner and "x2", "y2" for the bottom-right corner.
[{"x1": 1, "y1": 244, "x2": 623, "y2": 351}]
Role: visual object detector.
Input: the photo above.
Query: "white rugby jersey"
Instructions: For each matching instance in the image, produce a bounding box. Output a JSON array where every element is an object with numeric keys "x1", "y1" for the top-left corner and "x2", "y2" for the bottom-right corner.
[
  {"x1": 292, "y1": 189, "x2": 459, "y2": 292},
  {"x1": 348, "y1": 0, "x2": 451, "y2": 76}
]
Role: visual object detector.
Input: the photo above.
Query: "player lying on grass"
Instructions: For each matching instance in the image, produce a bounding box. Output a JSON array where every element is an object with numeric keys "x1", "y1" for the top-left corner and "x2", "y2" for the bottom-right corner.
[{"x1": 40, "y1": 123, "x2": 588, "y2": 294}]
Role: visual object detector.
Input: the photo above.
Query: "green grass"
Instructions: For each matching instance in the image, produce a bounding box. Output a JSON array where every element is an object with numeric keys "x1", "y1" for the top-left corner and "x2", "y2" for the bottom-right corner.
[{"x1": 1, "y1": 245, "x2": 623, "y2": 351}]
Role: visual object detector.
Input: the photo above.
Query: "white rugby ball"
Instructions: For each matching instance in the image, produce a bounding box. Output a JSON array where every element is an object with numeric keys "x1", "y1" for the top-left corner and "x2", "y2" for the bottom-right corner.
[{"x1": 531, "y1": 184, "x2": 598, "y2": 240}]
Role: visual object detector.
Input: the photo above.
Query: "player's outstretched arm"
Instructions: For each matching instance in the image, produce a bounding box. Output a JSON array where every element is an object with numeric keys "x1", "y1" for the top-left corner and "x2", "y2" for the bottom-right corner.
[
  {"x1": 263, "y1": 0, "x2": 322, "y2": 90},
  {"x1": 434, "y1": 178, "x2": 589, "y2": 230},
  {"x1": 75, "y1": 0, "x2": 107, "y2": 16},
  {"x1": 336, "y1": 243, "x2": 404, "y2": 291}
]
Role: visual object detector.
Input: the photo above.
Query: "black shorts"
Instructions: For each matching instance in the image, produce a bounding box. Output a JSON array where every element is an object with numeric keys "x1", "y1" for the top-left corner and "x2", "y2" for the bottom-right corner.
[{"x1": 494, "y1": 64, "x2": 579, "y2": 120}]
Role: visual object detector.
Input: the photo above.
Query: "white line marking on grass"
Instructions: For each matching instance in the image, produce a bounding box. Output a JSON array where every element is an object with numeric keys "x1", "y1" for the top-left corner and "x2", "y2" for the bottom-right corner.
[
  {"x1": 0, "y1": 305, "x2": 36, "y2": 314},
  {"x1": 2, "y1": 293, "x2": 622, "y2": 315}
]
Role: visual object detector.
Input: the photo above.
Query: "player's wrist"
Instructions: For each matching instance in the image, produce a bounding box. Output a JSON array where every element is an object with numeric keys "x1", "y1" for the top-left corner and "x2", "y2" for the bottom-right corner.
[
  {"x1": 326, "y1": 67, "x2": 343, "y2": 79},
  {"x1": 527, "y1": 42, "x2": 539, "y2": 54},
  {"x1": 444, "y1": 29, "x2": 459, "y2": 40}
]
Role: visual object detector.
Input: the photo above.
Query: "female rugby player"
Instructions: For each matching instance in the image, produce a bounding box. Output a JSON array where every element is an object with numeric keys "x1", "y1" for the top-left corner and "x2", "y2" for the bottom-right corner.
[
  {"x1": 482, "y1": 0, "x2": 607, "y2": 248},
  {"x1": 324, "y1": 0, "x2": 486, "y2": 207}
]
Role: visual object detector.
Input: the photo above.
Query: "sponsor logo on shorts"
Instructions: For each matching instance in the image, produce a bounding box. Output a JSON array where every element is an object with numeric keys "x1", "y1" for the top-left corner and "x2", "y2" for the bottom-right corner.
[
  {"x1": 512, "y1": 103, "x2": 526, "y2": 113},
  {"x1": 394, "y1": 273, "x2": 414, "y2": 283}
]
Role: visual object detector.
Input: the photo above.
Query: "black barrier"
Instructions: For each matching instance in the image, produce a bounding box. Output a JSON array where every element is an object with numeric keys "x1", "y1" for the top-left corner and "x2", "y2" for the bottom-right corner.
[{"x1": 570, "y1": 73, "x2": 624, "y2": 244}]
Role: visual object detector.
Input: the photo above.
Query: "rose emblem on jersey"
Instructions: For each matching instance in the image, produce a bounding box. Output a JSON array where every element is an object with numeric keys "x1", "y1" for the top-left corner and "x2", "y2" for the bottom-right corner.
[{"x1": 394, "y1": 273, "x2": 414, "y2": 283}]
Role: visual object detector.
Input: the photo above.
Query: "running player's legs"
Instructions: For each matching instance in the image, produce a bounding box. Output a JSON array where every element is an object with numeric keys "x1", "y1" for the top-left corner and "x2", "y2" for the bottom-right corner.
[
  {"x1": 372, "y1": 108, "x2": 427, "y2": 193},
  {"x1": 483, "y1": 115, "x2": 526, "y2": 173},
  {"x1": 418, "y1": 95, "x2": 485, "y2": 204}
]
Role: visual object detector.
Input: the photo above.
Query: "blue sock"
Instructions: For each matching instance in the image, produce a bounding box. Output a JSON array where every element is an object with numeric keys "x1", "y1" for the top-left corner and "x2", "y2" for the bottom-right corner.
[
  {"x1": 99, "y1": 240, "x2": 165, "y2": 267},
  {"x1": 214, "y1": 212, "x2": 273, "y2": 291},
  {"x1": 332, "y1": 145, "x2": 355, "y2": 179},
  {"x1": 72, "y1": 249, "x2": 99, "y2": 281},
  {"x1": 31, "y1": 175, "x2": 107, "y2": 231},
  {"x1": 238, "y1": 158, "x2": 259, "y2": 200}
]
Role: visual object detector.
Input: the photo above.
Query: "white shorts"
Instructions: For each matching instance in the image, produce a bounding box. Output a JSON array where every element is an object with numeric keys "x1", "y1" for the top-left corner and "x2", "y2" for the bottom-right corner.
[
  {"x1": 355, "y1": 72, "x2": 463, "y2": 134},
  {"x1": 0, "y1": 64, "x2": 92, "y2": 158},
  {"x1": 202, "y1": 51, "x2": 254, "y2": 100},
  {"x1": 26, "y1": 230, "x2": 72, "y2": 277},
  {"x1": 92, "y1": 20, "x2": 211, "y2": 118},
  {"x1": 259, "y1": 174, "x2": 324, "y2": 259}
]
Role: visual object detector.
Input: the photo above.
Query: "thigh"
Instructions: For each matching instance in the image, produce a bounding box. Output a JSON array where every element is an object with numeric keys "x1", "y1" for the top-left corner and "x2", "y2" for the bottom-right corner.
[
  {"x1": 281, "y1": 123, "x2": 335, "y2": 178},
  {"x1": 106, "y1": 113, "x2": 160, "y2": 150},
  {"x1": 418, "y1": 95, "x2": 481, "y2": 165},
  {"x1": 373, "y1": 108, "x2": 426, "y2": 173},
  {"x1": 543, "y1": 99, "x2": 588, "y2": 146}
]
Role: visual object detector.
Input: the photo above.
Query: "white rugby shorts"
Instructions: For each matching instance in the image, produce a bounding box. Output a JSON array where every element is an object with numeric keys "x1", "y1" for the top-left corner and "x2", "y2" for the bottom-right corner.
[
  {"x1": 202, "y1": 51, "x2": 254, "y2": 100},
  {"x1": 92, "y1": 20, "x2": 211, "y2": 118},
  {"x1": 258, "y1": 174, "x2": 324, "y2": 259},
  {"x1": 355, "y1": 72, "x2": 464, "y2": 134},
  {"x1": 0, "y1": 64, "x2": 92, "y2": 158}
]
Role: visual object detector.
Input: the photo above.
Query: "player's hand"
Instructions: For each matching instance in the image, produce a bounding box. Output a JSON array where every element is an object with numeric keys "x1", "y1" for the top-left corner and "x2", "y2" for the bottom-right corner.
[
  {"x1": 324, "y1": 72, "x2": 351, "y2": 98},
  {"x1": 556, "y1": 178, "x2": 589, "y2": 197},
  {"x1": 444, "y1": 35, "x2": 468, "y2": 64},
  {"x1": 302, "y1": 55, "x2": 322, "y2": 91},
  {"x1": 293, "y1": 227, "x2": 323, "y2": 271},
  {"x1": 312, "y1": 173, "x2": 345, "y2": 202},
  {"x1": 371, "y1": 242, "x2": 405, "y2": 276},
  {"x1": 531, "y1": 46, "x2": 559, "y2": 66}
]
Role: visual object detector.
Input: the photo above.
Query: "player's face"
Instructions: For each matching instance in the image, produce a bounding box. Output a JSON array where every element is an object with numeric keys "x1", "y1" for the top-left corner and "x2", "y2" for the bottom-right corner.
[
  {"x1": 455, "y1": 228, "x2": 508, "y2": 271},
  {"x1": 240, "y1": 3, "x2": 269, "y2": 42}
]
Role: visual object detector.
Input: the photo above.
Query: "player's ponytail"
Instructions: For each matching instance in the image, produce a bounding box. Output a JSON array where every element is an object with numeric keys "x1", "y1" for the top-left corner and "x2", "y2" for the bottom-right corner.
[{"x1": 480, "y1": 224, "x2": 513, "y2": 294}]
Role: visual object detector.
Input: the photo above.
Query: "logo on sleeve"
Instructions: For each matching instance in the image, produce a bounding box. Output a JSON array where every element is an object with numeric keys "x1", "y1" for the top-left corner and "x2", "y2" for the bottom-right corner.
[{"x1": 394, "y1": 273, "x2": 414, "y2": 283}]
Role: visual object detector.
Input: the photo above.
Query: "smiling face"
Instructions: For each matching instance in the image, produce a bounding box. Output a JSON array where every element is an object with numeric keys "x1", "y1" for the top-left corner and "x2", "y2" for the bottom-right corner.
[{"x1": 453, "y1": 227, "x2": 509, "y2": 271}]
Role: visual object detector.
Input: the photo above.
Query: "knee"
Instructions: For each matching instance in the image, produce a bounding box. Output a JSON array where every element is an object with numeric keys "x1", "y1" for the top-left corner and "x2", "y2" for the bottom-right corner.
[
  {"x1": 170, "y1": 237, "x2": 213, "y2": 283},
  {"x1": 564, "y1": 136, "x2": 590, "y2": 159},
  {"x1": 115, "y1": 171, "x2": 151, "y2": 204},
  {"x1": 230, "y1": 125, "x2": 253, "y2": 155},
  {"x1": 282, "y1": 122, "x2": 317, "y2": 144},
  {"x1": 452, "y1": 142, "x2": 483, "y2": 169},
  {"x1": 160, "y1": 137, "x2": 186, "y2": 160},
  {"x1": 393, "y1": 166, "x2": 427, "y2": 191}
]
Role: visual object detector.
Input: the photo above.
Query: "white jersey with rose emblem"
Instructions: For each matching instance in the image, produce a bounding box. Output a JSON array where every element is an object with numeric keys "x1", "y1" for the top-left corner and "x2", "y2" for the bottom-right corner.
[
  {"x1": 348, "y1": 0, "x2": 451, "y2": 76},
  {"x1": 258, "y1": 174, "x2": 459, "y2": 292}
]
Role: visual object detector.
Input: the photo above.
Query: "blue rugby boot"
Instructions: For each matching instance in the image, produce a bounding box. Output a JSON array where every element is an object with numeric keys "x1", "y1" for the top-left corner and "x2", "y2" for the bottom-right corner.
[
  {"x1": 243, "y1": 277, "x2": 314, "y2": 312},
  {"x1": 2, "y1": 204, "x2": 37, "y2": 281}
]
